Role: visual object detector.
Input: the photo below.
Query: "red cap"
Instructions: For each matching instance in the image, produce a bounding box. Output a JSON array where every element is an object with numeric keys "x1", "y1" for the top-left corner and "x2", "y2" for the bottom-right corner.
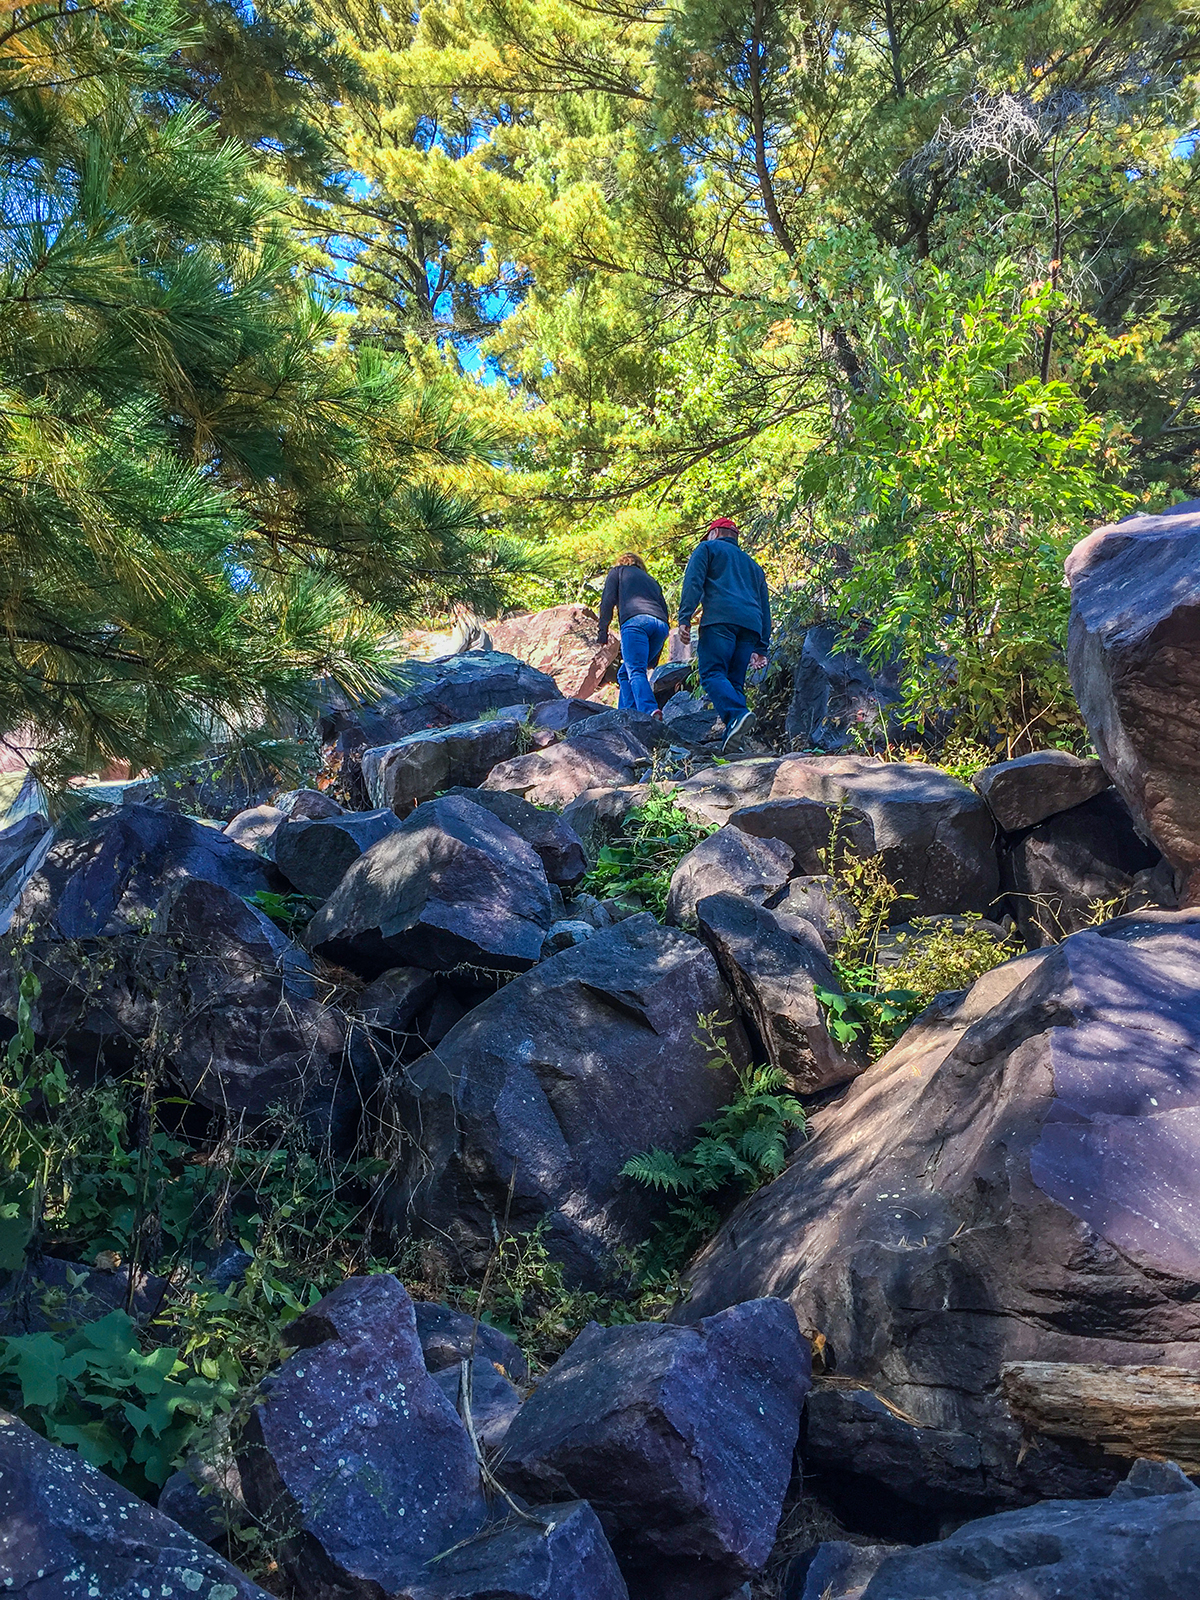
[{"x1": 708, "y1": 517, "x2": 738, "y2": 531}]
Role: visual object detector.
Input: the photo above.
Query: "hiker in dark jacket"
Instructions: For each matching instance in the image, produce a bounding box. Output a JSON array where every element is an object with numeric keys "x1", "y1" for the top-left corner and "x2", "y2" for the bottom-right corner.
[
  {"x1": 677, "y1": 517, "x2": 770, "y2": 751},
  {"x1": 597, "y1": 552, "x2": 670, "y2": 716}
]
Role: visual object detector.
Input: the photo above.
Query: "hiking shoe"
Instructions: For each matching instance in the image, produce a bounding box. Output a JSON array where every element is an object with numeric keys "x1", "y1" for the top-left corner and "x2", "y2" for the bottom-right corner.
[{"x1": 722, "y1": 709, "x2": 756, "y2": 752}]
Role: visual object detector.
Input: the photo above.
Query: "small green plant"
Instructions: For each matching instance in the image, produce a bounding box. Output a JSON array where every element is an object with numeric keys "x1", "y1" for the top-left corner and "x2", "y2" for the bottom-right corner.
[
  {"x1": 581, "y1": 785, "x2": 715, "y2": 918},
  {"x1": 814, "y1": 982, "x2": 922, "y2": 1052},
  {"x1": 0, "y1": 1309, "x2": 235, "y2": 1495},
  {"x1": 245, "y1": 888, "x2": 320, "y2": 935},
  {"x1": 621, "y1": 1017, "x2": 806, "y2": 1271}
]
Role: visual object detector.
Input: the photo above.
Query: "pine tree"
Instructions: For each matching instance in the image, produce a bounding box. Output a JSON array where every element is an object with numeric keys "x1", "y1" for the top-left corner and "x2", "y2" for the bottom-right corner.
[{"x1": 0, "y1": 0, "x2": 533, "y2": 786}]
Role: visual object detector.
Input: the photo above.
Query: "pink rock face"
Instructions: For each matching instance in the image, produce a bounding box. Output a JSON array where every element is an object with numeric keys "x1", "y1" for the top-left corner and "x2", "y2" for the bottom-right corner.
[
  {"x1": 492, "y1": 605, "x2": 620, "y2": 698},
  {"x1": 1067, "y1": 502, "x2": 1200, "y2": 903}
]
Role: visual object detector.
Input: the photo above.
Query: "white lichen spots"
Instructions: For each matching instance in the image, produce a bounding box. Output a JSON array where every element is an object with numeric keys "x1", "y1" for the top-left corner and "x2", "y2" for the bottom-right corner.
[
  {"x1": 180, "y1": 1571, "x2": 205, "y2": 1592},
  {"x1": 209, "y1": 1587, "x2": 240, "y2": 1600}
]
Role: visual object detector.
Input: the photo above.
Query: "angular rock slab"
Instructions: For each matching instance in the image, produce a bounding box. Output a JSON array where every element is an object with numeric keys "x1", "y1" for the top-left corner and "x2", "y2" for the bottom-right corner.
[
  {"x1": 845, "y1": 1458, "x2": 1200, "y2": 1599},
  {"x1": 319, "y1": 651, "x2": 560, "y2": 751},
  {"x1": 223, "y1": 802, "x2": 287, "y2": 854},
  {"x1": 413, "y1": 1300, "x2": 529, "y2": 1383},
  {"x1": 391, "y1": 914, "x2": 749, "y2": 1282},
  {"x1": 785, "y1": 624, "x2": 907, "y2": 753},
  {"x1": 674, "y1": 754, "x2": 999, "y2": 919},
  {"x1": 498, "y1": 1299, "x2": 811, "y2": 1600},
  {"x1": 492, "y1": 604, "x2": 619, "y2": 698},
  {"x1": 0, "y1": 1408, "x2": 271, "y2": 1599},
  {"x1": 397, "y1": 1500, "x2": 630, "y2": 1600},
  {"x1": 273, "y1": 807, "x2": 403, "y2": 901},
  {"x1": 441, "y1": 786, "x2": 587, "y2": 886},
  {"x1": 483, "y1": 724, "x2": 651, "y2": 808},
  {"x1": 679, "y1": 911, "x2": 1200, "y2": 1511},
  {"x1": 362, "y1": 716, "x2": 527, "y2": 816},
  {"x1": 308, "y1": 794, "x2": 553, "y2": 978},
  {"x1": 972, "y1": 748, "x2": 1111, "y2": 831},
  {"x1": 696, "y1": 892, "x2": 866, "y2": 1093},
  {"x1": 1067, "y1": 500, "x2": 1200, "y2": 901},
  {"x1": 238, "y1": 1274, "x2": 488, "y2": 1598},
  {"x1": 666, "y1": 825, "x2": 793, "y2": 926},
  {"x1": 1000, "y1": 788, "x2": 1161, "y2": 947},
  {"x1": 729, "y1": 795, "x2": 874, "y2": 874}
]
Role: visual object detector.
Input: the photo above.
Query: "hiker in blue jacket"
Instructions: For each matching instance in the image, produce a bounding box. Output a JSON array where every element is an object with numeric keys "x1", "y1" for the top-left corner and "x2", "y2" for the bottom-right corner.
[{"x1": 677, "y1": 517, "x2": 770, "y2": 752}]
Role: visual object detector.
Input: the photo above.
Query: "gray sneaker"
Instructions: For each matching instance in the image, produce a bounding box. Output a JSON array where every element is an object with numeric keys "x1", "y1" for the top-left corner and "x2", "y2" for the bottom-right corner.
[{"x1": 722, "y1": 709, "x2": 756, "y2": 753}]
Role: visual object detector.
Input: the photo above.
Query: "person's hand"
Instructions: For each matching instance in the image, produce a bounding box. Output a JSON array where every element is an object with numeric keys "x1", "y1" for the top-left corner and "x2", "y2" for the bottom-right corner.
[
  {"x1": 677, "y1": 625, "x2": 690, "y2": 645},
  {"x1": 749, "y1": 652, "x2": 767, "y2": 671}
]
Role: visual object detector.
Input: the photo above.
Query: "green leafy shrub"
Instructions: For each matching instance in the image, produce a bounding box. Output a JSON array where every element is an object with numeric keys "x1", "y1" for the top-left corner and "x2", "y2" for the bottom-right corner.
[
  {"x1": 0, "y1": 1309, "x2": 234, "y2": 1495},
  {"x1": 621, "y1": 1018, "x2": 806, "y2": 1271},
  {"x1": 581, "y1": 784, "x2": 715, "y2": 917}
]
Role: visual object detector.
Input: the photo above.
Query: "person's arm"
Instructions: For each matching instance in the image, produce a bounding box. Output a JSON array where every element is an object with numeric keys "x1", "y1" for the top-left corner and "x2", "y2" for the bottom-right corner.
[
  {"x1": 677, "y1": 546, "x2": 709, "y2": 634},
  {"x1": 597, "y1": 569, "x2": 618, "y2": 645}
]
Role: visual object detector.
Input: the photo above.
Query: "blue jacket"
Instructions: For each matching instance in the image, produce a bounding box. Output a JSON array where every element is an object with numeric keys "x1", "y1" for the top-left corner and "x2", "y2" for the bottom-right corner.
[{"x1": 678, "y1": 539, "x2": 771, "y2": 652}]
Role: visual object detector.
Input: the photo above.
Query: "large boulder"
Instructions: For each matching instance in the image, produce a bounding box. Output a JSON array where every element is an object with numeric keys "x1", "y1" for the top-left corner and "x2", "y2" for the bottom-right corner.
[
  {"x1": 307, "y1": 795, "x2": 554, "y2": 978},
  {"x1": 971, "y1": 749, "x2": 1112, "y2": 832},
  {"x1": 0, "y1": 1408, "x2": 271, "y2": 1598},
  {"x1": 785, "y1": 624, "x2": 907, "y2": 751},
  {"x1": 389, "y1": 914, "x2": 750, "y2": 1282},
  {"x1": 795, "y1": 1458, "x2": 1200, "y2": 1599},
  {"x1": 730, "y1": 796, "x2": 873, "y2": 874},
  {"x1": 362, "y1": 716, "x2": 528, "y2": 816},
  {"x1": 223, "y1": 802, "x2": 286, "y2": 854},
  {"x1": 273, "y1": 808, "x2": 403, "y2": 901},
  {"x1": 498, "y1": 1299, "x2": 811, "y2": 1600},
  {"x1": 679, "y1": 910, "x2": 1200, "y2": 1516},
  {"x1": 441, "y1": 786, "x2": 588, "y2": 887},
  {"x1": 483, "y1": 724, "x2": 651, "y2": 809},
  {"x1": 675, "y1": 755, "x2": 999, "y2": 920},
  {"x1": 1067, "y1": 501, "x2": 1200, "y2": 902},
  {"x1": 1, "y1": 803, "x2": 277, "y2": 942},
  {"x1": 397, "y1": 1500, "x2": 630, "y2": 1600},
  {"x1": 695, "y1": 893, "x2": 865, "y2": 1093},
  {"x1": 1000, "y1": 788, "x2": 1162, "y2": 947},
  {"x1": 320, "y1": 652, "x2": 560, "y2": 752},
  {"x1": 237, "y1": 1274, "x2": 489, "y2": 1599},
  {"x1": 491, "y1": 605, "x2": 619, "y2": 698},
  {"x1": 0, "y1": 810, "x2": 363, "y2": 1137},
  {"x1": 665, "y1": 826, "x2": 793, "y2": 926}
]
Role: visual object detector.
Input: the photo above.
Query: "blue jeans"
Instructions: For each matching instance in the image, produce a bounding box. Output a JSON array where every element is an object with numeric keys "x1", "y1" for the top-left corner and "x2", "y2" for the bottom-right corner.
[
  {"x1": 617, "y1": 614, "x2": 669, "y2": 714},
  {"x1": 698, "y1": 623, "x2": 758, "y2": 723}
]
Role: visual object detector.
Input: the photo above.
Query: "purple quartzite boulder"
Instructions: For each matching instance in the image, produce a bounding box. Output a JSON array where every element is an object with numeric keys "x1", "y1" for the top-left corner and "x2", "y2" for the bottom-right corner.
[
  {"x1": 665, "y1": 824, "x2": 793, "y2": 926},
  {"x1": 413, "y1": 1300, "x2": 529, "y2": 1383},
  {"x1": 1067, "y1": 501, "x2": 1200, "y2": 902},
  {"x1": 729, "y1": 796, "x2": 873, "y2": 874},
  {"x1": 238, "y1": 1273, "x2": 488, "y2": 1599},
  {"x1": 397, "y1": 1500, "x2": 630, "y2": 1600},
  {"x1": 276, "y1": 788, "x2": 345, "y2": 819},
  {"x1": 695, "y1": 892, "x2": 866, "y2": 1093},
  {"x1": 803, "y1": 1458, "x2": 1200, "y2": 1599},
  {"x1": 0, "y1": 1408, "x2": 271, "y2": 1599},
  {"x1": 392, "y1": 914, "x2": 749, "y2": 1282},
  {"x1": 971, "y1": 749, "x2": 1111, "y2": 832},
  {"x1": 441, "y1": 785, "x2": 588, "y2": 886},
  {"x1": 307, "y1": 794, "x2": 553, "y2": 978},
  {"x1": 319, "y1": 652, "x2": 560, "y2": 752},
  {"x1": 1000, "y1": 788, "x2": 1161, "y2": 948},
  {"x1": 674, "y1": 755, "x2": 999, "y2": 919},
  {"x1": 498, "y1": 1299, "x2": 812, "y2": 1600},
  {"x1": 680, "y1": 910, "x2": 1200, "y2": 1513},
  {"x1": 362, "y1": 716, "x2": 527, "y2": 816},
  {"x1": 273, "y1": 807, "x2": 403, "y2": 901},
  {"x1": 483, "y1": 724, "x2": 651, "y2": 808}
]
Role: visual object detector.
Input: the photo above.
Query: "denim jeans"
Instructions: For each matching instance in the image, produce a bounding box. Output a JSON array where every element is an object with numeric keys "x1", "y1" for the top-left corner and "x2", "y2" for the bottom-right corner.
[
  {"x1": 618, "y1": 614, "x2": 670, "y2": 714},
  {"x1": 697, "y1": 623, "x2": 758, "y2": 723}
]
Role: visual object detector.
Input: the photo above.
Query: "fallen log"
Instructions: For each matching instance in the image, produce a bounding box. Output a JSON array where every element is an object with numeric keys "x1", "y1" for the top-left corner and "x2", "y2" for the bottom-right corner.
[{"x1": 1000, "y1": 1362, "x2": 1200, "y2": 1473}]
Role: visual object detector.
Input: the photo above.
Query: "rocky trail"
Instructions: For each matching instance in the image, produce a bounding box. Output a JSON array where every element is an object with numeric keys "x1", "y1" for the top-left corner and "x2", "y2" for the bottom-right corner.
[{"x1": 2, "y1": 503, "x2": 1200, "y2": 1599}]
